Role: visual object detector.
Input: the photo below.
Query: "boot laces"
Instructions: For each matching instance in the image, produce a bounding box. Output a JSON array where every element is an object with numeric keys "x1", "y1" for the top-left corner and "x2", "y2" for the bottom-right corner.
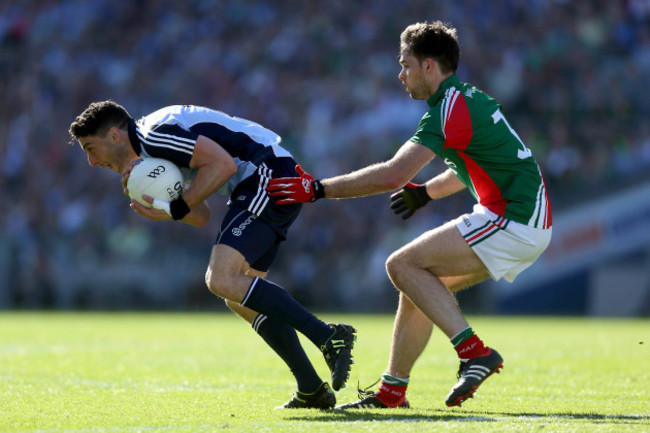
[{"x1": 356, "y1": 378, "x2": 381, "y2": 400}]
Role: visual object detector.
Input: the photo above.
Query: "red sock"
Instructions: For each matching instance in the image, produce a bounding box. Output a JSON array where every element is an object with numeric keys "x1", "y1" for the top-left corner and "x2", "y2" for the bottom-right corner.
[
  {"x1": 455, "y1": 334, "x2": 490, "y2": 360},
  {"x1": 376, "y1": 380, "x2": 408, "y2": 407}
]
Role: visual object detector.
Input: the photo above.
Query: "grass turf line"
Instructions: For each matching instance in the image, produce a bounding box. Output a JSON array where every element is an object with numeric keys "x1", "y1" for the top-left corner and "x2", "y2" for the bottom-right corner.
[{"x1": 0, "y1": 312, "x2": 648, "y2": 432}]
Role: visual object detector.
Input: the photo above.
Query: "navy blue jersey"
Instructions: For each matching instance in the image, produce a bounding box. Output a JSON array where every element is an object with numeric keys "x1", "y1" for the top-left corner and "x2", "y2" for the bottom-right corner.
[{"x1": 127, "y1": 105, "x2": 293, "y2": 195}]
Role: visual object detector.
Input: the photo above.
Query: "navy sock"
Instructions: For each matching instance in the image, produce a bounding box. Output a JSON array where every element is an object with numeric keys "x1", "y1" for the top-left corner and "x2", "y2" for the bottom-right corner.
[
  {"x1": 242, "y1": 277, "x2": 333, "y2": 347},
  {"x1": 252, "y1": 314, "x2": 322, "y2": 393}
]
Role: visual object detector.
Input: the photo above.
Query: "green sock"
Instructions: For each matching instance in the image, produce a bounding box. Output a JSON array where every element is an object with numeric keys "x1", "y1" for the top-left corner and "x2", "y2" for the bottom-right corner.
[
  {"x1": 381, "y1": 373, "x2": 409, "y2": 386},
  {"x1": 450, "y1": 326, "x2": 474, "y2": 347}
]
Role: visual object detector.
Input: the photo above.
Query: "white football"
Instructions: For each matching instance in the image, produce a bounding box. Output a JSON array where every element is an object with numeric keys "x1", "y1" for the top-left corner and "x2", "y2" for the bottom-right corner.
[{"x1": 127, "y1": 158, "x2": 184, "y2": 207}]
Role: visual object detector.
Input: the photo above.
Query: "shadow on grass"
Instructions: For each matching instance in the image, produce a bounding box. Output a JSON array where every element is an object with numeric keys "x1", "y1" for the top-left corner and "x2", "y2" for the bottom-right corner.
[
  {"x1": 473, "y1": 411, "x2": 650, "y2": 425},
  {"x1": 283, "y1": 409, "x2": 650, "y2": 425},
  {"x1": 283, "y1": 408, "x2": 496, "y2": 424}
]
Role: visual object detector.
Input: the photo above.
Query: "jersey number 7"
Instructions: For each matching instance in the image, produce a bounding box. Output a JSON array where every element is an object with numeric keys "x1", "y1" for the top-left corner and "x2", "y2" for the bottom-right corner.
[{"x1": 491, "y1": 109, "x2": 532, "y2": 160}]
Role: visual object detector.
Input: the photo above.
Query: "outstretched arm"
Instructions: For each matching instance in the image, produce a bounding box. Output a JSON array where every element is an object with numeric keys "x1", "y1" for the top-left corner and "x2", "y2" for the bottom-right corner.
[
  {"x1": 320, "y1": 141, "x2": 435, "y2": 198},
  {"x1": 267, "y1": 141, "x2": 435, "y2": 203}
]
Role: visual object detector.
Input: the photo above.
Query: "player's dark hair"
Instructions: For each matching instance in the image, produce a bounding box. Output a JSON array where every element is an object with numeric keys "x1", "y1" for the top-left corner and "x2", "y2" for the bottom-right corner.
[
  {"x1": 400, "y1": 21, "x2": 460, "y2": 74},
  {"x1": 68, "y1": 100, "x2": 131, "y2": 143}
]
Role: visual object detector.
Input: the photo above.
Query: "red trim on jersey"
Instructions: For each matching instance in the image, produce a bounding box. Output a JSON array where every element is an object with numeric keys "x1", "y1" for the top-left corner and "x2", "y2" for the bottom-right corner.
[
  {"x1": 443, "y1": 91, "x2": 508, "y2": 216},
  {"x1": 460, "y1": 153, "x2": 508, "y2": 215},
  {"x1": 443, "y1": 90, "x2": 473, "y2": 151}
]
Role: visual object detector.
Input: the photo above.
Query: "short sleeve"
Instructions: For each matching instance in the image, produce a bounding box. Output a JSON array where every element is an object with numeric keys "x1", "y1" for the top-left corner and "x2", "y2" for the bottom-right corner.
[{"x1": 409, "y1": 110, "x2": 445, "y2": 154}]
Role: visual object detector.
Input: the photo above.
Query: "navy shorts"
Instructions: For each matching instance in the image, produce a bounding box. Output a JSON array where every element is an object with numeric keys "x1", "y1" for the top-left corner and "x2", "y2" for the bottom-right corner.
[{"x1": 215, "y1": 158, "x2": 302, "y2": 272}]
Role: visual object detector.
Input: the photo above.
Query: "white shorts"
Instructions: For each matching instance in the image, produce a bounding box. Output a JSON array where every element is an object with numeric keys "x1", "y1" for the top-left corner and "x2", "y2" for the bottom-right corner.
[{"x1": 453, "y1": 204, "x2": 552, "y2": 283}]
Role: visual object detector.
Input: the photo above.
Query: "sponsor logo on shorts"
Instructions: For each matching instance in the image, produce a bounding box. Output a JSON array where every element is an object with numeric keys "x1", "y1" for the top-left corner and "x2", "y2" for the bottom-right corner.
[
  {"x1": 236, "y1": 195, "x2": 246, "y2": 201},
  {"x1": 232, "y1": 215, "x2": 257, "y2": 236}
]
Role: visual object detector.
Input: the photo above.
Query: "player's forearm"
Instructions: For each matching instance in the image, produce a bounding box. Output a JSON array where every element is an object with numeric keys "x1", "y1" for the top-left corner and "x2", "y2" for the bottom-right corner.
[
  {"x1": 184, "y1": 134, "x2": 237, "y2": 209},
  {"x1": 182, "y1": 161, "x2": 236, "y2": 209},
  {"x1": 424, "y1": 169, "x2": 466, "y2": 199},
  {"x1": 321, "y1": 162, "x2": 408, "y2": 199}
]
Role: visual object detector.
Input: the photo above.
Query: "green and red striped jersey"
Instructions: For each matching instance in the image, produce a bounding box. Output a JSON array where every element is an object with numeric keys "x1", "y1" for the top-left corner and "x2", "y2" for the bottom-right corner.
[{"x1": 410, "y1": 75, "x2": 552, "y2": 228}]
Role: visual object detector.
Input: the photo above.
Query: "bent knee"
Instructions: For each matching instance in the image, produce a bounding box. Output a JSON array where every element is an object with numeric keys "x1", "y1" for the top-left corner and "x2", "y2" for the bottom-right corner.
[
  {"x1": 205, "y1": 267, "x2": 244, "y2": 300},
  {"x1": 385, "y1": 250, "x2": 412, "y2": 283}
]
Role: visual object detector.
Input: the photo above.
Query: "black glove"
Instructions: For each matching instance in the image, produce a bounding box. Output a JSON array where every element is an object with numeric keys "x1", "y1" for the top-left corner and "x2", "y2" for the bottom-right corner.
[{"x1": 390, "y1": 182, "x2": 432, "y2": 220}]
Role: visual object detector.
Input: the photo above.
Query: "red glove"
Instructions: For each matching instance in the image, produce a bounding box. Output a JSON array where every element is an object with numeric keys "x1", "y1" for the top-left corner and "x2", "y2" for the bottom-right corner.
[{"x1": 267, "y1": 165, "x2": 325, "y2": 204}]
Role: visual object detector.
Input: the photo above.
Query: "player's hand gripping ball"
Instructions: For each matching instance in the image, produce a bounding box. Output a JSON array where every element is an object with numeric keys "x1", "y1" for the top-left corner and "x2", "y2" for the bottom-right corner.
[{"x1": 126, "y1": 158, "x2": 184, "y2": 207}]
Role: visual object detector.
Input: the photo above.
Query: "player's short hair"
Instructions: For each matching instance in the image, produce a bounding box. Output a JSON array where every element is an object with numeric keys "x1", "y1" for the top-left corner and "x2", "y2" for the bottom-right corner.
[
  {"x1": 68, "y1": 100, "x2": 131, "y2": 143},
  {"x1": 400, "y1": 21, "x2": 460, "y2": 74}
]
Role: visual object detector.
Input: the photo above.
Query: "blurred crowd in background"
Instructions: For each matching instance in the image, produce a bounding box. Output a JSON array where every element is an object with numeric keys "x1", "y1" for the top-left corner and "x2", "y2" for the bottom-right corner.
[{"x1": 1, "y1": 0, "x2": 650, "y2": 311}]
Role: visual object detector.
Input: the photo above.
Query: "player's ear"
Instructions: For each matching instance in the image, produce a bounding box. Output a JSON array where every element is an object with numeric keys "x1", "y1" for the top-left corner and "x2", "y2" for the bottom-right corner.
[{"x1": 107, "y1": 126, "x2": 122, "y2": 143}]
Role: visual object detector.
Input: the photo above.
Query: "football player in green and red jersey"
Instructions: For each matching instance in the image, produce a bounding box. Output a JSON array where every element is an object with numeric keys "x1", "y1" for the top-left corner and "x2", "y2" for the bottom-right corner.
[{"x1": 267, "y1": 21, "x2": 552, "y2": 409}]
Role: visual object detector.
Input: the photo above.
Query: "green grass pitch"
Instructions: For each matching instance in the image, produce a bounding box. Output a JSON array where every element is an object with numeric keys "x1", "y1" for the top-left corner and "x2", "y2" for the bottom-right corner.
[{"x1": 1, "y1": 312, "x2": 648, "y2": 432}]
